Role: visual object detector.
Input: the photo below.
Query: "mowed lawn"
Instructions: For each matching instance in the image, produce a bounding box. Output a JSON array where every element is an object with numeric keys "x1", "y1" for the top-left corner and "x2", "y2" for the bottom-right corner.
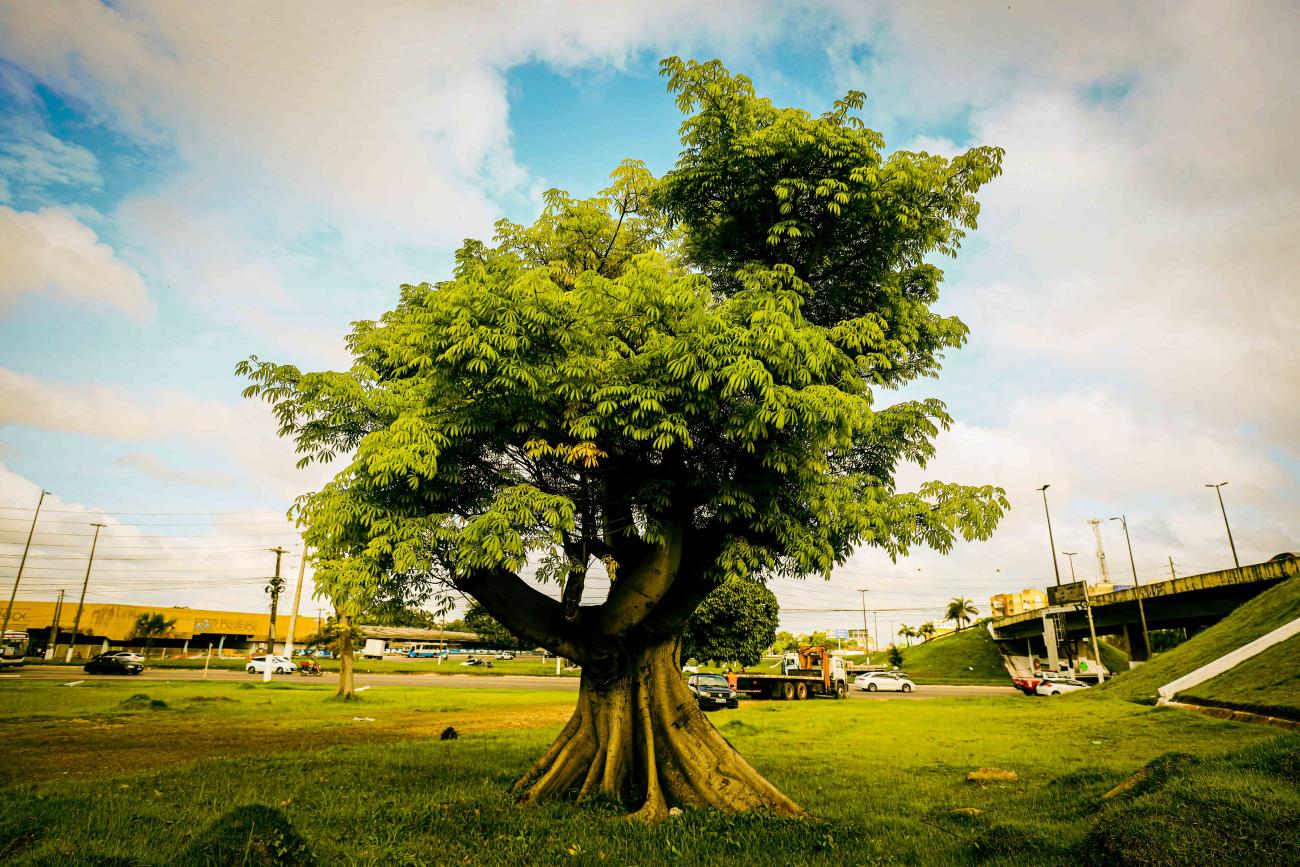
[{"x1": 1, "y1": 679, "x2": 1296, "y2": 865}]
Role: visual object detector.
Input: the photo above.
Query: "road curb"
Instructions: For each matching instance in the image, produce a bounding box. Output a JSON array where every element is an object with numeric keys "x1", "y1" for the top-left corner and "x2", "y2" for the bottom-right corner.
[{"x1": 1157, "y1": 698, "x2": 1300, "y2": 730}]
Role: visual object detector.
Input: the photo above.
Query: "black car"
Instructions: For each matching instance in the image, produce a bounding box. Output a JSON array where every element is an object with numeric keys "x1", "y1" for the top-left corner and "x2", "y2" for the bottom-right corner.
[
  {"x1": 84, "y1": 652, "x2": 144, "y2": 675},
  {"x1": 687, "y1": 673, "x2": 738, "y2": 710}
]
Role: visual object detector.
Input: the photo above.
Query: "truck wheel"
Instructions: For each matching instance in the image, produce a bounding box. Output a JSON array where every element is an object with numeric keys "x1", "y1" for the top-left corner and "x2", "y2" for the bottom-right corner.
[
  {"x1": 835, "y1": 682, "x2": 847, "y2": 700},
  {"x1": 780, "y1": 681, "x2": 795, "y2": 701},
  {"x1": 795, "y1": 682, "x2": 809, "y2": 701}
]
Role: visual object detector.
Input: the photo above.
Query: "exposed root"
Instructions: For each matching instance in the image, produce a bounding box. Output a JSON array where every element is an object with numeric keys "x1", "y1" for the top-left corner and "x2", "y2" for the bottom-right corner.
[{"x1": 514, "y1": 640, "x2": 805, "y2": 821}]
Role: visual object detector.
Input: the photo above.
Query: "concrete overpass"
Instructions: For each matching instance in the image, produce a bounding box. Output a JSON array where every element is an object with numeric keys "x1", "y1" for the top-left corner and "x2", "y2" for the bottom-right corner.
[{"x1": 990, "y1": 555, "x2": 1297, "y2": 668}]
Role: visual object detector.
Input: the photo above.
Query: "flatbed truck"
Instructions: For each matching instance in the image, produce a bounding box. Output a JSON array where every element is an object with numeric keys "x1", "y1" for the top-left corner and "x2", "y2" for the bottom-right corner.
[{"x1": 734, "y1": 645, "x2": 848, "y2": 700}]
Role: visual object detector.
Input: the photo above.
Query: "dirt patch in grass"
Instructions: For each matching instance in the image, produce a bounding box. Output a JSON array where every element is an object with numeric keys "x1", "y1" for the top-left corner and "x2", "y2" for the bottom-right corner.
[{"x1": 1, "y1": 703, "x2": 570, "y2": 785}]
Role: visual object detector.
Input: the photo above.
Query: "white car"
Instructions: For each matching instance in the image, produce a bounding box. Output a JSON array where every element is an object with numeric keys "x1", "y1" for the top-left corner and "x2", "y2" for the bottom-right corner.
[
  {"x1": 854, "y1": 671, "x2": 915, "y2": 693},
  {"x1": 246, "y1": 655, "x2": 296, "y2": 674},
  {"x1": 106, "y1": 651, "x2": 145, "y2": 663},
  {"x1": 1036, "y1": 678, "x2": 1089, "y2": 696}
]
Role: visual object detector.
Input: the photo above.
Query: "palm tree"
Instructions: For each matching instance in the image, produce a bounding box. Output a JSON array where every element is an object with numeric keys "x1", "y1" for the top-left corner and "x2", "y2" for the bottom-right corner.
[
  {"x1": 945, "y1": 597, "x2": 979, "y2": 631},
  {"x1": 918, "y1": 621, "x2": 937, "y2": 642},
  {"x1": 897, "y1": 624, "x2": 916, "y2": 647},
  {"x1": 130, "y1": 612, "x2": 176, "y2": 657}
]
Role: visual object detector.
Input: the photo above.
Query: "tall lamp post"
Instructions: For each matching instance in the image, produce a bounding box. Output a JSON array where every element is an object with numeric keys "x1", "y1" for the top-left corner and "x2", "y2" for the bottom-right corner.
[
  {"x1": 1110, "y1": 515, "x2": 1151, "y2": 661},
  {"x1": 1037, "y1": 485, "x2": 1062, "y2": 587},
  {"x1": 1204, "y1": 482, "x2": 1239, "y2": 568},
  {"x1": 2, "y1": 489, "x2": 49, "y2": 636}
]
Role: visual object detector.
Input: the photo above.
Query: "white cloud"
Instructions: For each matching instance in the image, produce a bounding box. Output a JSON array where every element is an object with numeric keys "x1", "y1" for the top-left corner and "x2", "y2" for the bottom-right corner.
[
  {"x1": 0, "y1": 367, "x2": 332, "y2": 502},
  {"x1": 0, "y1": 205, "x2": 152, "y2": 320},
  {"x1": 0, "y1": 121, "x2": 101, "y2": 194},
  {"x1": 113, "y1": 452, "x2": 237, "y2": 488}
]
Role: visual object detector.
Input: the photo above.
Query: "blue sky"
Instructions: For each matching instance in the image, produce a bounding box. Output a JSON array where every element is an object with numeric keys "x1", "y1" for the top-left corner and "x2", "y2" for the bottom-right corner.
[{"x1": 0, "y1": 2, "x2": 1296, "y2": 633}]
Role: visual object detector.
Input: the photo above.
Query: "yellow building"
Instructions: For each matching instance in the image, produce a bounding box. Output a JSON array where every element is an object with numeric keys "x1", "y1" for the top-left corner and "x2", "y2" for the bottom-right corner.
[
  {"x1": 4, "y1": 599, "x2": 323, "y2": 658},
  {"x1": 989, "y1": 588, "x2": 1048, "y2": 618}
]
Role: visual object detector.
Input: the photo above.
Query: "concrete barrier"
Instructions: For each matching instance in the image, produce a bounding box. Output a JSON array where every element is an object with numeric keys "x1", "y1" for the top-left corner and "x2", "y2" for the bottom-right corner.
[{"x1": 1157, "y1": 616, "x2": 1300, "y2": 701}]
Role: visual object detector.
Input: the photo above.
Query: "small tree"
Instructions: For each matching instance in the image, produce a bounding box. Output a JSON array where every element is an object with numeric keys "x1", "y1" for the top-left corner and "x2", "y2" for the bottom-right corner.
[
  {"x1": 945, "y1": 597, "x2": 978, "y2": 631},
  {"x1": 681, "y1": 580, "x2": 779, "y2": 667},
  {"x1": 918, "y1": 621, "x2": 937, "y2": 642},
  {"x1": 130, "y1": 612, "x2": 176, "y2": 657},
  {"x1": 887, "y1": 644, "x2": 905, "y2": 668}
]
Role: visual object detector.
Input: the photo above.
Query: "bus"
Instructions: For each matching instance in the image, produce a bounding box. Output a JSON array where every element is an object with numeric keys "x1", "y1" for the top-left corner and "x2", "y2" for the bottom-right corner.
[
  {"x1": 404, "y1": 641, "x2": 455, "y2": 658},
  {"x1": 1, "y1": 630, "x2": 30, "y2": 667}
]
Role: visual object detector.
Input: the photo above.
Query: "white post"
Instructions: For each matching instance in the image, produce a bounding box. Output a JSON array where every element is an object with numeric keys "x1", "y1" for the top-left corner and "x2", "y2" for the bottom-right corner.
[
  {"x1": 556, "y1": 655, "x2": 561, "y2": 677},
  {"x1": 203, "y1": 643, "x2": 212, "y2": 680}
]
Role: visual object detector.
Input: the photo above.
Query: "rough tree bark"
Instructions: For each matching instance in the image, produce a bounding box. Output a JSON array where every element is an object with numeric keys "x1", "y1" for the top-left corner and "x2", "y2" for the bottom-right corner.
[
  {"x1": 512, "y1": 638, "x2": 802, "y2": 822},
  {"x1": 336, "y1": 610, "x2": 356, "y2": 700}
]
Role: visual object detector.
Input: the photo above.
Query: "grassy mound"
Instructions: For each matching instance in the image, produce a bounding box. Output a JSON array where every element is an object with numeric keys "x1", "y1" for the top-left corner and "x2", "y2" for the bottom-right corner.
[
  {"x1": 1102, "y1": 576, "x2": 1300, "y2": 704},
  {"x1": 1081, "y1": 733, "x2": 1300, "y2": 865},
  {"x1": 890, "y1": 627, "x2": 1010, "y2": 685},
  {"x1": 1098, "y1": 640, "x2": 1129, "y2": 674},
  {"x1": 182, "y1": 805, "x2": 314, "y2": 867}
]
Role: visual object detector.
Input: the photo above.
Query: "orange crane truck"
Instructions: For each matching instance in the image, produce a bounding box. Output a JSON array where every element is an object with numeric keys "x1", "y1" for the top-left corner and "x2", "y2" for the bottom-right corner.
[{"x1": 733, "y1": 645, "x2": 849, "y2": 701}]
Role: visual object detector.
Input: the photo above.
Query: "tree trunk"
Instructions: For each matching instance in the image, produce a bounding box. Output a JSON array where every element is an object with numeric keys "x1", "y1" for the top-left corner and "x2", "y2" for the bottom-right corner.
[
  {"x1": 512, "y1": 638, "x2": 802, "y2": 822},
  {"x1": 336, "y1": 612, "x2": 355, "y2": 700}
]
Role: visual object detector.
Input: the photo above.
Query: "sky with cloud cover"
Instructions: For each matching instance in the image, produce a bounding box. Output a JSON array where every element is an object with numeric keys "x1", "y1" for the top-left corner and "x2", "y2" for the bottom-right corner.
[{"x1": 0, "y1": 1, "x2": 1296, "y2": 635}]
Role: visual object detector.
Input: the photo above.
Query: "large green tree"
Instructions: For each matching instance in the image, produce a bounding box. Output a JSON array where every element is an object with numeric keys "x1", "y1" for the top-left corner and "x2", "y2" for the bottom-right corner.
[
  {"x1": 239, "y1": 58, "x2": 1005, "y2": 820},
  {"x1": 681, "y1": 580, "x2": 779, "y2": 667}
]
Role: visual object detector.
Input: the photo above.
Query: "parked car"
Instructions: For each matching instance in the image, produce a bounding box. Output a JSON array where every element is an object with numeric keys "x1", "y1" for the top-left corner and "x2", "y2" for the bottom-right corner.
[
  {"x1": 460, "y1": 657, "x2": 485, "y2": 667},
  {"x1": 687, "y1": 673, "x2": 738, "y2": 710},
  {"x1": 246, "y1": 655, "x2": 296, "y2": 674},
  {"x1": 1036, "y1": 678, "x2": 1089, "y2": 697},
  {"x1": 494, "y1": 652, "x2": 515, "y2": 660},
  {"x1": 854, "y1": 671, "x2": 915, "y2": 693},
  {"x1": 681, "y1": 663, "x2": 699, "y2": 674},
  {"x1": 84, "y1": 652, "x2": 144, "y2": 675}
]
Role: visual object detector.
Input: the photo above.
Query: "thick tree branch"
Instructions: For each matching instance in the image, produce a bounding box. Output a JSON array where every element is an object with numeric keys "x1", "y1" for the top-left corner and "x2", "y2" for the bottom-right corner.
[
  {"x1": 455, "y1": 568, "x2": 586, "y2": 662},
  {"x1": 594, "y1": 515, "x2": 687, "y2": 636}
]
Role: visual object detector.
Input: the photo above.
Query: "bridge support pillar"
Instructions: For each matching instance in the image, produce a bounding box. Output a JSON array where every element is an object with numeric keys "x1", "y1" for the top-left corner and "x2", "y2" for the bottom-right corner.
[{"x1": 1124, "y1": 623, "x2": 1150, "y2": 663}]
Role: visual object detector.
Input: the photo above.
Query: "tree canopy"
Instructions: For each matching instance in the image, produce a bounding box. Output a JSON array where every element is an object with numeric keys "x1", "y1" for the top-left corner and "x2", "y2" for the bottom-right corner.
[
  {"x1": 681, "y1": 579, "x2": 779, "y2": 666},
  {"x1": 239, "y1": 56, "x2": 1007, "y2": 819}
]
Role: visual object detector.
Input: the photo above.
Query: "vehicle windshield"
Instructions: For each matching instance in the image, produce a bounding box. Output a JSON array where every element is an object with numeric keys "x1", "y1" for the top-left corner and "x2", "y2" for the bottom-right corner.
[{"x1": 696, "y1": 675, "x2": 729, "y2": 686}]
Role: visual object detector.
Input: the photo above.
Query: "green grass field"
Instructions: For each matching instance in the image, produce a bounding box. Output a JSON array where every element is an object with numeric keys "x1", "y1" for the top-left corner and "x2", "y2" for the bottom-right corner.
[
  {"x1": 1101, "y1": 575, "x2": 1300, "y2": 708},
  {"x1": 4, "y1": 678, "x2": 1295, "y2": 865}
]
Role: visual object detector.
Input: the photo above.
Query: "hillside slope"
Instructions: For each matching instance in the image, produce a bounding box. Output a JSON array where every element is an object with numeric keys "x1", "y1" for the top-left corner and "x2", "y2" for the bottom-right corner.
[
  {"x1": 1180, "y1": 631, "x2": 1300, "y2": 720},
  {"x1": 886, "y1": 627, "x2": 1010, "y2": 685},
  {"x1": 1101, "y1": 574, "x2": 1300, "y2": 704}
]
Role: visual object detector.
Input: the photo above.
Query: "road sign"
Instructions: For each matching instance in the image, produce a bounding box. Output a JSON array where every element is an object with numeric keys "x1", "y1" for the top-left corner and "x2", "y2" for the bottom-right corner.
[{"x1": 834, "y1": 628, "x2": 849, "y2": 639}]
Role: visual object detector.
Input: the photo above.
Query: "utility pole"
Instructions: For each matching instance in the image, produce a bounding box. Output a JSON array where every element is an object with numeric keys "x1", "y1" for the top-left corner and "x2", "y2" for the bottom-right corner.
[
  {"x1": 1064, "y1": 551, "x2": 1103, "y2": 678},
  {"x1": 264, "y1": 546, "x2": 288, "y2": 683},
  {"x1": 1204, "y1": 482, "x2": 1239, "y2": 568},
  {"x1": 282, "y1": 545, "x2": 309, "y2": 659},
  {"x1": 858, "y1": 589, "x2": 870, "y2": 665},
  {"x1": 2, "y1": 489, "x2": 49, "y2": 636},
  {"x1": 1110, "y1": 515, "x2": 1151, "y2": 661},
  {"x1": 45, "y1": 589, "x2": 65, "y2": 660},
  {"x1": 1168, "y1": 556, "x2": 1177, "y2": 581},
  {"x1": 1036, "y1": 485, "x2": 1062, "y2": 587},
  {"x1": 873, "y1": 610, "x2": 879, "y2": 655},
  {"x1": 65, "y1": 523, "x2": 104, "y2": 663}
]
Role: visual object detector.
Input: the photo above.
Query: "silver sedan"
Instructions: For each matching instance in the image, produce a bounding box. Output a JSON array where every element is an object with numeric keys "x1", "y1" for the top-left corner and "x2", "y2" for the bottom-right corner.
[{"x1": 854, "y1": 671, "x2": 916, "y2": 693}]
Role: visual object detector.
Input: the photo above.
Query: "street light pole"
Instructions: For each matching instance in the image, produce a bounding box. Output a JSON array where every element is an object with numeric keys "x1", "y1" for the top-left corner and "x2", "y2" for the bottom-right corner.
[
  {"x1": 2, "y1": 489, "x2": 49, "y2": 636},
  {"x1": 1064, "y1": 551, "x2": 1103, "y2": 678},
  {"x1": 1204, "y1": 482, "x2": 1239, "y2": 568},
  {"x1": 1110, "y1": 515, "x2": 1151, "y2": 661},
  {"x1": 1037, "y1": 485, "x2": 1062, "y2": 587}
]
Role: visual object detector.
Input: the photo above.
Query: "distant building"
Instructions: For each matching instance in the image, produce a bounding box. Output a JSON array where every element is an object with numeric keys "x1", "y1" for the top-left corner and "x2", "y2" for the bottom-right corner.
[{"x1": 989, "y1": 588, "x2": 1049, "y2": 618}]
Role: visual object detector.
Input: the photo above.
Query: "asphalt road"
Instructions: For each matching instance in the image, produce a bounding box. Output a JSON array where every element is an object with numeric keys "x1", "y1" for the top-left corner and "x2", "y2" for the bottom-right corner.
[{"x1": 3, "y1": 666, "x2": 1018, "y2": 698}]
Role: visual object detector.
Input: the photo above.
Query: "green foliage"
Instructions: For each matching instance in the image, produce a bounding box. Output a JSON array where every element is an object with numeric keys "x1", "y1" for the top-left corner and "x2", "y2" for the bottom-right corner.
[
  {"x1": 129, "y1": 612, "x2": 176, "y2": 651},
  {"x1": 945, "y1": 596, "x2": 978, "y2": 630},
  {"x1": 681, "y1": 580, "x2": 779, "y2": 666},
  {"x1": 300, "y1": 616, "x2": 366, "y2": 655},
  {"x1": 887, "y1": 644, "x2": 904, "y2": 668},
  {"x1": 463, "y1": 603, "x2": 533, "y2": 650},
  {"x1": 772, "y1": 631, "x2": 800, "y2": 653},
  {"x1": 237, "y1": 57, "x2": 1006, "y2": 654}
]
